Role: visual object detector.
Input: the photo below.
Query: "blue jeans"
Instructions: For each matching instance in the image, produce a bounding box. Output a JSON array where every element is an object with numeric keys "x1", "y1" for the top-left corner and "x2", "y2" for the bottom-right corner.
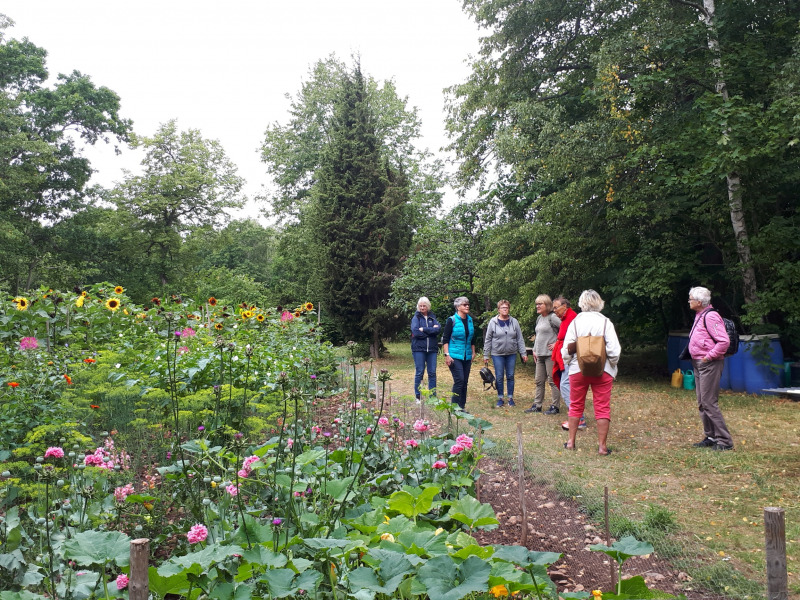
[
  {"x1": 449, "y1": 358, "x2": 472, "y2": 409},
  {"x1": 491, "y1": 354, "x2": 517, "y2": 399},
  {"x1": 412, "y1": 351, "x2": 437, "y2": 399},
  {"x1": 560, "y1": 370, "x2": 571, "y2": 409}
]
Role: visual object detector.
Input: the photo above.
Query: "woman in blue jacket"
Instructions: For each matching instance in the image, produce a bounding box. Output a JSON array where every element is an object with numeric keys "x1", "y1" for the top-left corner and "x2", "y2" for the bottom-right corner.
[
  {"x1": 442, "y1": 296, "x2": 475, "y2": 411},
  {"x1": 411, "y1": 297, "x2": 440, "y2": 401}
]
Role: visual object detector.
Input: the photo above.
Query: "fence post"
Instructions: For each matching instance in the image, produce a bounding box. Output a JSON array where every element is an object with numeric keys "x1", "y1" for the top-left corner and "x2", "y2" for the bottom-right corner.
[
  {"x1": 764, "y1": 507, "x2": 788, "y2": 600},
  {"x1": 516, "y1": 423, "x2": 527, "y2": 547},
  {"x1": 129, "y1": 538, "x2": 150, "y2": 600},
  {"x1": 605, "y1": 486, "x2": 615, "y2": 592}
]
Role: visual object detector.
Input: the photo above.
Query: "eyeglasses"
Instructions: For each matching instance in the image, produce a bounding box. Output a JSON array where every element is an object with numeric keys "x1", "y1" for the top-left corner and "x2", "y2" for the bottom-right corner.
[
  {"x1": 553, "y1": 304, "x2": 564, "y2": 311},
  {"x1": 535, "y1": 303, "x2": 544, "y2": 306}
]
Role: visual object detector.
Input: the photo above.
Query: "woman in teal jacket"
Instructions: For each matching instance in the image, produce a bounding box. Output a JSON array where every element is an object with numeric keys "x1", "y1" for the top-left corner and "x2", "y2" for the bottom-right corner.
[{"x1": 442, "y1": 296, "x2": 475, "y2": 411}]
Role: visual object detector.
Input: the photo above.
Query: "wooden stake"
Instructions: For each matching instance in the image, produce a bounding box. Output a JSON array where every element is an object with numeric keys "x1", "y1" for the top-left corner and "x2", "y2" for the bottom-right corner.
[
  {"x1": 605, "y1": 486, "x2": 615, "y2": 591},
  {"x1": 475, "y1": 427, "x2": 483, "y2": 502},
  {"x1": 129, "y1": 538, "x2": 150, "y2": 600},
  {"x1": 764, "y1": 507, "x2": 788, "y2": 600},
  {"x1": 516, "y1": 423, "x2": 527, "y2": 547}
]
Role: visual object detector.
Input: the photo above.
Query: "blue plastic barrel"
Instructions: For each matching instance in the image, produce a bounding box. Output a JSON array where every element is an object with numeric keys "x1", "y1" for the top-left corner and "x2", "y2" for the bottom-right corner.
[
  {"x1": 728, "y1": 348, "x2": 745, "y2": 392},
  {"x1": 667, "y1": 332, "x2": 693, "y2": 374},
  {"x1": 719, "y1": 357, "x2": 731, "y2": 390},
  {"x1": 743, "y1": 336, "x2": 783, "y2": 395}
]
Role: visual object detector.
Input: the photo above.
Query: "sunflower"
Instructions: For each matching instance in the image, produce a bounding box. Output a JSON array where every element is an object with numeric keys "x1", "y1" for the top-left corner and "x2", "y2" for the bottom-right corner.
[
  {"x1": 208, "y1": 297, "x2": 217, "y2": 306},
  {"x1": 13, "y1": 297, "x2": 29, "y2": 311},
  {"x1": 293, "y1": 310, "x2": 302, "y2": 318},
  {"x1": 105, "y1": 298, "x2": 120, "y2": 311},
  {"x1": 256, "y1": 314, "x2": 265, "y2": 322},
  {"x1": 81, "y1": 291, "x2": 88, "y2": 297},
  {"x1": 242, "y1": 310, "x2": 254, "y2": 319},
  {"x1": 214, "y1": 322, "x2": 224, "y2": 331},
  {"x1": 114, "y1": 286, "x2": 124, "y2": 294},
  {"x1": 75, "y1": 296, "x2": 85, "y2": 308},
  {"x1": 151, "y1": 297, "x2": 161, "y2": 306}
]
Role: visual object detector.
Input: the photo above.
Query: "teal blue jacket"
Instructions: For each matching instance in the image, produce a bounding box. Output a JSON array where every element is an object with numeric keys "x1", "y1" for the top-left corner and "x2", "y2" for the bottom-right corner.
[{"x1": 444, "y1": 314, "x2": 474, "y2": 360}]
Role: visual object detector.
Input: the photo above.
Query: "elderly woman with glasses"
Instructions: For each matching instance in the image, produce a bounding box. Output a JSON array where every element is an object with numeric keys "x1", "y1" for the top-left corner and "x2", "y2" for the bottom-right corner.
[
  {"x1": 525, "y1": 294, "x2": 562, "y2": 414},
  {"x1": 410, "y1": 296, "x2": 440, "y2": 401},
  {"x1": 442, "y1": 296, "x2": 475, "y2": 411},
  {"x1": 483, "y1": 299, "x2": 528, "y2": 408},
  {"x1": 687, "y1": 286, "x2": 733, "y2": 451}
]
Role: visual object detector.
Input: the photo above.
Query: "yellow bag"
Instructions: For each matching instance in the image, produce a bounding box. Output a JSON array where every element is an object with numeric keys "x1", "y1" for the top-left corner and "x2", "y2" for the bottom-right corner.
[
  {"x1": 671, "y1": 369, "x2": 683, "y2": 388},
  {"x1": 574, "y1": 319, "x2": 608, "y2": 378}
]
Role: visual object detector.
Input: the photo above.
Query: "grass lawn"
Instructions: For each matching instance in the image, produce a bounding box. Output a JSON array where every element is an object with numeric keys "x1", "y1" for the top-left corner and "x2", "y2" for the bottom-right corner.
[{"x1": 370, "y1": 342, "x2": 800, "y2": 599}]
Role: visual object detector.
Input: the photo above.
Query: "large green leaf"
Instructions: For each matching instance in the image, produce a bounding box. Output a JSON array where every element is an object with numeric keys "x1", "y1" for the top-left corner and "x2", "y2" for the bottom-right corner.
[
  {"x1": 62, "y1": 530, "x2": 131, "y2": 567},
  {"x1": 208, "y1": 582, "x2": 254, "y2": 600},
  {"x1": 387, "y1": 485, "x2": 440, "y2": 518},
  {"x1": 322, "y1": 476, "x2": 356, "y2": 502},
  {"x1": 260, "y1": 568, "x2": 322, "y2": 598},
  {"x1": 492, "y1": 545, "x2": 562, "y2": 567},
  {"x1": 0, "y1": 592, "x2": 49, "y2": 600},
  {"x1": 157, "y1": 545, "x2": 245, "y2": 576},
  {"x1": 452, "y1": 544, "x2": 493, "y2": 560},
  {"x1": 417, "y1": 555, "x2": 490, "y2": 600},
  {"x1": 447, "y1": 495, "x2": 499, "y2": 529},
  {"x1": 148, "y1": 567, "x2": 190, "y2": 598},
  {"x1": 396, "y1": 529, "x2": 448, "y2": 557},
  {"x1": 348, "y1": 552, "x2": 414, "y2": 595},
  {"x1": 241, "y1": 547, "x2": 287, "y2": 568},
  {"x1": 589, "y1": 536, "x2": 654, "y2": 565}
]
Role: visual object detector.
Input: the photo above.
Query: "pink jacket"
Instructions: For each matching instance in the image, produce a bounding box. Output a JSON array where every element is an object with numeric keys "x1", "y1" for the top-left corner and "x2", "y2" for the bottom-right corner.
[{"x1": 688, "y1": 305, "x2": 729, "y2": 361}]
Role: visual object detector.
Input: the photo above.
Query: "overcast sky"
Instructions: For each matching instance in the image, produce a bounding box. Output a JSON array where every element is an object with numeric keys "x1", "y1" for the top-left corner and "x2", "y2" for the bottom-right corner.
[{"x1": 3, "y1": 1, "x2": 483, "y2": 220}]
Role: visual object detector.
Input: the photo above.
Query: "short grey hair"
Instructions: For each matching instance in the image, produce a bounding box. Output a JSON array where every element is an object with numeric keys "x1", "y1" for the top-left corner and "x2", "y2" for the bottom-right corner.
[
  {"x1": 578, "y1": 289, "x2": 605, "y2": 312},
  {"x1": 417, "y1": 297, "x2": 431, "y2": 311},
  {"x1": 453, "y1": 296, "x2": 470, "y2": 310},
  {"x1": 689, "y1": 286, "x2": 712, "y2": 307},
  {"x1": 553, "y1": 296, "x2": 571, "y2": 308}
]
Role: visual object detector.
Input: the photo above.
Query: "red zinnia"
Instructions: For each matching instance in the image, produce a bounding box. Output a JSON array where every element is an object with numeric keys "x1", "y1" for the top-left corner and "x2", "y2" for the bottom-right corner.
[
  {"x1": 83, "y1": 358, "x2": 96, "y2": 364},
  {"x1": 7, "y1": 382, "x2": 19, "y2": 388},
  {"x1": 90, "y1": 404, "x2": 100, "y2": 410},
  {"x1": 63, "y1": 375, "x2": 72, "y2": 385}
]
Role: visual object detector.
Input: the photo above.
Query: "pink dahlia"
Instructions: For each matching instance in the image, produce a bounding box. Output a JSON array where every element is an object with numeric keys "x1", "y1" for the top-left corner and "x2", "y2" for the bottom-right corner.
[
  {"x1": 187, "y1": 523, "x2": 209, "y2": 544},
  {"x1": 413, "y1": 420, "x2": 429, "y2": 433},
  {"x1": 432, "y1": 460, "x2": 448, "y2": 469},
  {"x1": 404, "y1": 439, "x2": 419, "y2": 448},
  {"x1": 44, "y1": 447, "x2": 64, "y2": 459},
  {"x1": 449, "y1": 443, "x2": 466, "y2": 455},
  {"x1": 115, "y1": 574, "x2": 129, "y2": 590},
  {"x1": 456, "y1": 434, "x2": 474, "y2": 449}
]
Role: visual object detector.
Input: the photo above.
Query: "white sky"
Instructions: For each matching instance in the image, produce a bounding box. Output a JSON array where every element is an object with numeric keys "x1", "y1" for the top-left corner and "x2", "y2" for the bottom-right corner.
[{"x1": 3, "y1": 1, "x2": 483, "y2": 220}]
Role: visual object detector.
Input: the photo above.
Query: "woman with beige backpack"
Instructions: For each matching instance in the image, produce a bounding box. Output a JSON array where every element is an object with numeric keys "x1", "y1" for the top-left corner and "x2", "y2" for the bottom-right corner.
[{"x1": 562, "y1": 290, "x2": 621, "y2": 455}]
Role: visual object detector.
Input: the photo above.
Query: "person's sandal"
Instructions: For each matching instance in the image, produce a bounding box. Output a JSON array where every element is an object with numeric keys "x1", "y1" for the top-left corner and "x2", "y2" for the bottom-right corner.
[{"x1": 563, "y1": 442, "x2": 576, "y2": 450}]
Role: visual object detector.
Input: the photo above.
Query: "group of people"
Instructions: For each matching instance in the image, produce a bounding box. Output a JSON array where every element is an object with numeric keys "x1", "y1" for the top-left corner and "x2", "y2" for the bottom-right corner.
[{"x1": 410, "y1": 286, "x2": 733, "y2": 456}]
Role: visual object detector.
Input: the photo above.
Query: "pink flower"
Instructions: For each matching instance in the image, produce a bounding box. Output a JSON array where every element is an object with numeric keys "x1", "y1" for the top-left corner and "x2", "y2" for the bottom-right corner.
[
  {"x1": 413, "y1": 420, "x2": 429, "y2": 433},
  {"x1": 396, "y1": 421, "x2": 405, "y2": 429},
  {"x1": 456, "y1": 434, "x2": 473, "y2": 449},
  {"x1": 287, "y1": 438, "x2": 293, "y2": 449},
  {"x1": 84, "y1": 453, "x2": 104, "y2": 467},
  {"x1": 432, "y1": 460, "x2": 448, "y2": 469},
  {"x1": 180, "y1": 327, "x2": 196, "y2": 338},
  {"x1": 404, "y1": 439, "x2": 419, "y2": 448},
  {"x1": 187, "y1": 523, "x2": 208, "y2": 544},
  {"x1": 366, "y1": 427, "x2": 373, "y2": 435},
  {"x1": 114, "y1": 484, "x2": 134, "y2": 503},
  {"x1": 116, "y1": 574, "x2": 129, "y2": 590},
  {"x1": 449, "y1": 443, "x2": 466, "y2": 455},
  {"x1": 19, "y1": 336, "x2": 38, "y2": 351},
  {"x1": 378, "y1": 417, "x2": 389, "y2": 426},
  {"x1": 226, "y1": 484, "x2": 239, "y2": 497},
  {"x1": 238, "y1": 469, "x2": 250, "y2": 479},
  {"x1": 281, "y1": 311, "x2": 293, "y2": 321},
  {"x1": 44, "y1": 447, "x2": 64, "y2": 459},
  {"x1": 311, "y1": 425, "x2": 322, "y2": 435},
  {"x1": 333, "y1": 418, "x2": 342, "y2": 425},
  {"x1": 178, "y1": 345, "x2": 190, "y2": 355}
]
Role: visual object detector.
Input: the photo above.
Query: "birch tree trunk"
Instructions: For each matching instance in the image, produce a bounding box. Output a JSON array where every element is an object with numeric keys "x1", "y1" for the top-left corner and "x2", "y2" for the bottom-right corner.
[{"x1": 701, "y1": 0, "x2": 759, "y2": 305}]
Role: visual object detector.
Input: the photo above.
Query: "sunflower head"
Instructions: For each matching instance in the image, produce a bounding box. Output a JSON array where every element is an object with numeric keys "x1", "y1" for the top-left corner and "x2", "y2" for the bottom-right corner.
[
  {"x1": 293, "y1": 310, "x2": 302, "y2": 318},
  {"x1": 256, "y1": 314, "x2": 265, "y2": 322},
  {"x1": 215, "y1": 322, "x2": 224, "y2": 330},
  {"x1": 304, "y1": 302, "x2": 314, "y2": 311},
  {"x1": 81, "y1": 291, "x2": 88, "y2": 297},
  {"x1": 13, "y1": 297, "x2": 29, "y2": 311},
  {"x1": 208, "y1": 297, "x2": 218, "y2": 306},
  {"x1": 242, "y1": 310, "x2": 253, "y2": 319},
  {"x1": 105, "y1": 298, "x2": 120, "y2": 311},
  {"x1": 114, "y1": 286, "x2": 124, "y2": 294}
]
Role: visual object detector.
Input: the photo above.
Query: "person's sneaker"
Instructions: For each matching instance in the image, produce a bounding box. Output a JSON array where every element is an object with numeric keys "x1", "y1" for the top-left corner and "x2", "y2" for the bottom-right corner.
[
  {"x1": 524, "y1": 405, "x2": 542, "y2": 413},
  {"x1": 544, "y1": 406, "x2": 559, "y2": 415},
  {"x1": 693, "y1": 438, "x2": 716, "y2": 448},
  {"x1": 712, "y1": 443, "x2": 734, "y2": 451},
  {"x1": 577, "y1": 417, "x2": 587, "y2": 430},
  {"x1": 561, "y1": 421, "x2": 569, "y2": 431},
  {"x1": 507, "y1": 399, "x2": 516, "y2": 407},
  {"x1": 495, "y1": 399, "x2": 505, "y2": 408}
]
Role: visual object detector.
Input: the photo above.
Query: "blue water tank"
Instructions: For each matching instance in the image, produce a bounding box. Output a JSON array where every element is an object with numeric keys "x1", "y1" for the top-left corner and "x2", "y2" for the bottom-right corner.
[
  {"x1": 742, "y1": 336, "x2": 783, "y2": 395},
  {"x1": 667, "y1": 332, "x2": 693, "y2": 374},
  {"x1": 719, "y1": 357, "x2": 731, "y2": 390},
  {"x1": 728, "y1": 348, "x2": 746, "y2": 392}
]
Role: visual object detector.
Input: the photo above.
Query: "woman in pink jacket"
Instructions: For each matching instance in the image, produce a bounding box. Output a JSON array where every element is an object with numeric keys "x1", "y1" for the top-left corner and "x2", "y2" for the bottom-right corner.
[{"x1": 687, "y1": 286, "x2": 733, "y2": 451}]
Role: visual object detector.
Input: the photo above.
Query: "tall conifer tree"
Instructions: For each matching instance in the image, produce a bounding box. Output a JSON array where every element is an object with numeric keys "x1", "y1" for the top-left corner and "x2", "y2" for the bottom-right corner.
[{"x1": 312, "y1": 64, "x2": 412, "y2": 356}]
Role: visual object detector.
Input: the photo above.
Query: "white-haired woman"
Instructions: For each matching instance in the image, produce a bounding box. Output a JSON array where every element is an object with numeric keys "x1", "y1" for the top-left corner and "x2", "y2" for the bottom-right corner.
[
  {"x1": 442, "y1": 296, "x2": 475, "y2": 411},
  {"x1": 410, "y1": 297, "x2": 440, "y2": 401},
  {"x1": 687, "y1": 286, "x2": 733, "y2": 450},
  {"x1": 562, "y1": 290, "x2": 621, "y2": 455}
]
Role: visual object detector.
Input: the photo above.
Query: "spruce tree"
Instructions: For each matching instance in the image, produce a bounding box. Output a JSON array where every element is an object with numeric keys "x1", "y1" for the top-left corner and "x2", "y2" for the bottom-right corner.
[{"x1": 312, "y1": 65, "x2": 412, "y2": 356}]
